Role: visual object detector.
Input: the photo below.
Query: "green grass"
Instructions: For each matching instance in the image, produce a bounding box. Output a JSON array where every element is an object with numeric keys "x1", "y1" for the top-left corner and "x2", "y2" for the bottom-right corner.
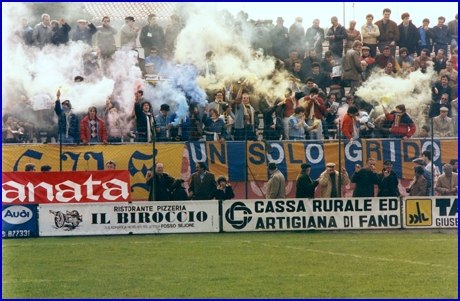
[{"x1": 2, "y1": 231, "x2": 457, "y2": 298}]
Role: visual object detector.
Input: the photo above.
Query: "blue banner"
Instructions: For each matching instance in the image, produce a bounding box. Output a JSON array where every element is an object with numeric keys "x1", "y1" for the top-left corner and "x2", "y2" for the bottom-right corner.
[{"x1": 2, "y1": 205, "x2": 38, "y2": 238}]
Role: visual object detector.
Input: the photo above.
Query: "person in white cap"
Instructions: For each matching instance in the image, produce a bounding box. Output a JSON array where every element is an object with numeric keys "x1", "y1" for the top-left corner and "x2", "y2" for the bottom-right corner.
[
  {"x1": 433, "y1": 107, "x2": 454, "y2": 137},
  {"x1": 318, "y1": 162, "x2": 349, "y2": 198},
  {"x1": 266, "y1": 162, "x2": 286, "y2": 199},
  {"x1": 72, "y1": 19, "x2": 97, "y2": 45},
  {"x1": 435, "y1": 164, "x2": 458, "y2": 196},
  {"x1": 120, "y1": 16, "x2": 139, "y2": 50}
]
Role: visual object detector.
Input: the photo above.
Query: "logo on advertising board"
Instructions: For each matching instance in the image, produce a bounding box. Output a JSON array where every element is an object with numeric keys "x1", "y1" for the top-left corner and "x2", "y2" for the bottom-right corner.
[
  {"x1": 225, "y1": 202, "x2": 253, "y2": 229},
  {"x1": 406, "y1": 199, "x2": 432, "y2": 226},
  {"x1": 2, "y1": 205, "x2": 33, "y2": 224},
  {"x1": 49, "y1": 210, "x2": 83, "y2": 231}
]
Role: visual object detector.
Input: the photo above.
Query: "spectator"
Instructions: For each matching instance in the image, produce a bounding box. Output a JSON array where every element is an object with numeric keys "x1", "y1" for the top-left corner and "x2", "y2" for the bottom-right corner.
[
  {"x1": 266, "y1": 162, "x2": 286, "y2": 199},
  {"x1": 417, "y1": 18, "x2": 434, "y2": 56},
  {"x1": 214, "y1": 176, "x2": 235, "y2": 201},
  {"x1": 2, "y1": 113, "x2": 24, "y2": 143},
  {"x1": 326, "y1": 16, "x2": 347, "y2": 59},
  {"x1": 301, "y1": 49, "x2": 321, "y2": 75},
  {"x1": 356, "y1": 106, "x2": 375, "y2": 138},
  {"x1": 351, "y1": 158, "x2": 380, "y2": 197},
  {"x1": 397, "y1": 12, "x2": 419, "y2": 56},
  {"x1": 170, "y1": 179, "x2": 189, "y2": 201},
  {"x1": 202, "y1": 107, "x2": 226, "y2": 142},
  {"x1": 435, "y1": 164, "x2": 458, "y2": 196},
  {"x1": 375, "y1": 8, "x2": 400, "y2": 56},
  {"x1": 414, "y1": 48, "x2": 433, "y2": 73},
  {"x1": 208, "y1": 90, "x2": 226, "y2": 115},
  {"x1": 288, "y1": 17, "x2": 306, "y2": 58},
  {"x1": 105, "y1": 160, "x2": 116, "y2": 170},
  {"x1": 360, "y1": 46, "x2": 376, "y2": 81},
  {"x1": 377, "y1": 160, "x2": 400, "y2": 197},
  {"x1": 18, "y1": 17, "x2": 33, "y2": 45},
  {"x1": 250, "y1": 20, "x2": 273, "y2": 57},
  {"x1": 375, "y1": 46, "x2": 397, "y2": 71},
  {"x1": 341, "y1": 105, "x2": 359, "y2": 141},
  {"x1": 439, "y1": 61, "x2": 458, "y2": 88},
  {"x1": 377, "y1": 62, "x2": 396, "y2": 77},
  {"x1": 306, "y1": 62, "x2": 328, "y2": 92},
  {"x1": 188, "y1": 103, "x2": 203, "y2": 141},
  {"x1": 361, "y1": 14, "x2": 380, "y2": 58},
  {"x1": 201, "y1": 51, "x2": 217, "y2": 77},
  {"x1": 414, "y1": 124, "x2": 431, "y2": 139},
  {"x1": 305, "y1": 19, "x2": 325, "y2": 59},
  {"x1": 301, "y1": 77, "x2": 320, "y2": 97},
  {"x1": 96, "y1": 16, "x2": 118, "y2": 59},
  {"x1": 50, "y1": 19, "x2": 71, "y2": 46},
  {"x1": 422, "y1": 150, "x2": 440, "y2": 194},
  {"x1": 72, "y1": 20, "x2": 97, "y2": 45},
  {"x1": 318, "y1": 162, "x2": 349, "y2": 198},
  {"x1": 395, "y1": 47, "x2": 415, "y2": 70},
  {"x1": 432, "y1": 16, "x2": 451, "y2": 55},
  {"x1": 25, "y1": 163, "x2": 36, "y2": 172},
  {"x1": 383, "y1": 104, "x2": 416, "y2": 139},
  {"x1": 343, "y1": 40, "x2": 363, "y2": 95},
  {"x1": 270, "y1": 17, "x2": 289, "y2": 60},
  {"x1": 324, "y1": 93, "x2": 340, "y2": 138},
  {"x1": 304, "y1": 87, "x2": 326, "y2": 140},
  {"x1": 168, "y1": 110, "x2": 190, "y2": 142},
  {"x1": 373, "y1": 113, "x2": 392, "y2": 138},
  {"x1": 165, "y1": 14, "x2": 182, "y2": 54},
  {"x1": 449, "y1": 159, "x2": 458, "y2": 173},
  {"x1": 54, "y1": 90, "x2": 79, "y2": 144},
  {"x1": 145, "y1": 162, "x2": 175, "y2": 201},
  {"x1": 120, "y1": 16, "x2": 139, "y2": 50},
  {"x1": 40, "y1": 165, "x2": 52, "y2": 172},
  {"x1": 79, "y1": 106, "x2": 108, "y2": 145},
  {"x1": 33, "y1": 13, "x2": 52, "y2": 48},
  {"x1": 133, "y1": 90, "x2": 154, "y2": 143},
  {"x1": 288, "y1": 106, "x2": 318, "y2": 140},
  {"x1": 413, "y1": 158, "x2": 432, "y2": 196},
  {"x1": 155, "y1": 104, "x2": 172, "y2": 142},
  {"x1": 448, "y1": 14, "x2": 458, "y2": 49},
  {"x1": 295, "y1": 163, "x2": 318, "y2": 198},
  {"x1": 284, "y1": 50, "x2": 302, "y2": 73},
  {"x1": 145, "y1": 46, "x2": 164, "y2": 74},
  {"x1": 433, "y1": 49, "x2": 448, "y2": 74},
  {"x1": 432, "y1": 75, "x2": 452, "y2": 103},
  {"x1": 433, "y1": 107, "x2": 454, "y2": 137},
  {"x1": 188, "y1": 162, "x2": 216, "y2": 200},
  {"x1": 406, "y1": 166, "x2": 428, "y2": 196},
  {"x1": 140, "y1": 14, "x2": 165, "y2": 58},
  {"x1": 345, "y1": 20, "x2": 361, "y2": 54},
  {"x1": 263, "y1": 102, "x2": 283, "y2": 141}
]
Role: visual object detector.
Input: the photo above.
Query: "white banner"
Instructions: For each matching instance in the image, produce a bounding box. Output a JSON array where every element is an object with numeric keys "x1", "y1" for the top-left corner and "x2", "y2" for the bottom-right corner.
[
  {"x1": 39, "y1": 201, "x2": 219, "y2": 236},
  {"x1": 222, "y1": 198, "x2": 401, "y2": 232},
  {"x1": 402, "y1": 197, "x2": 458, "y2": 229}
]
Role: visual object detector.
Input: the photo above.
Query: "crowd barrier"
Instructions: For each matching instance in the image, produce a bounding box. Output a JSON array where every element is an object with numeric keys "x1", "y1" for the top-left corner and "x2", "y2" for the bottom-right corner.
[
  {"x1": 2, "y1": 139, "x2": 458, "y2": 200},
  {"x1": 2, "y1": 176, "x2": 457, "y2": 239}
]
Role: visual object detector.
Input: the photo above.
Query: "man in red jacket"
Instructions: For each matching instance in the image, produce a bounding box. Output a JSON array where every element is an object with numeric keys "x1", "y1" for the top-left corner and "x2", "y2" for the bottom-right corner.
[
  {"x1": 383, "y1": 104, "x2": 416, "y2": 139},
  {"x1": 303, "y1": 87, "x2": 327, "y2": 140},
  {"x1": 80, "y1": 106, "x2": 108, "y2": 144}
]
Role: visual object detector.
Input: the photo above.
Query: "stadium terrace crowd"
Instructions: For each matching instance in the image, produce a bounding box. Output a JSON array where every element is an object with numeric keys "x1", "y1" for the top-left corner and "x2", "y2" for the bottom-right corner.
[{"x1": 2, "y1": 8, "x2": 459, "y2": 145}]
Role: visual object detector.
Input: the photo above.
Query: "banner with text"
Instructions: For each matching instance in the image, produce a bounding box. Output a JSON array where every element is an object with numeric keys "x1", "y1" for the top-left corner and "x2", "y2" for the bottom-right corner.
[
  {"x1": 222, "y1": 198, "x2": 401, "y2": 232},
  {"x1": 38, "y1": 201, "x2": 219, "y2": 236},
  {"x1": 2, "y1": 205, "x2": 38, "y2": 238},
  {"x1": 2, "y1": 171, "x2": 131, "y2": 204},
  {"x1": 403, "y1": 196, "x2": 458, "y2": 229}
]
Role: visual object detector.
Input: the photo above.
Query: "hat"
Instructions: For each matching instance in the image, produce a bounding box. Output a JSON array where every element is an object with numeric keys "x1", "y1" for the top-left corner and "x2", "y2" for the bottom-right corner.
[
  {"x1": 301, "y1": 163, "x2": 311, "y2": 170},
  {"x1": 125, "y1": 16, "x2": 135, "y2": 22},
  {"x1": 145, "y1": 63, "x2": 154, "y2": 67},
  {"x1": 160, "y1": 104, "x2": 170, "y2": 111},
  {"x1": 440, "y1": 107, "x2": 449, "y2": 111},
  {"x1": 326, "y1": 162, "x2": 336, "y2": 167},
  {"x1": 276, "y1": 17, "x2": 284, "y2": 22},
  {"x1": 74, "y1": 75, "x2": 84, "y2": 82},
  {"x1": 383, "y1": 160, "x2": 393, "y2": 165},
  {"x1": 362, "y1": 46, "x2": 370, "y2": 51},
  {"x1": 77, "y1": 19, "x2": 87, "y2": 23},
  {"x1": 295, "y1": 17, "x2": 303, "y2": 22},
  {"x1": 268, "y1": 162, "x2": 277, "y2": 170},
  {"x1": 412, "y1": 158, "x2": 424, "y2": 165},
  {"x1": 62, "y1": 99, "x2": 72, "y2": 109}
]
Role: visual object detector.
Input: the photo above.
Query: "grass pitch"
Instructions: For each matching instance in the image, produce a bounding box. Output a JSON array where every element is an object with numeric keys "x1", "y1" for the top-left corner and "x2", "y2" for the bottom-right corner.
[{"x1": 2, "y1": 231, "x2": 457, "y2": 298}]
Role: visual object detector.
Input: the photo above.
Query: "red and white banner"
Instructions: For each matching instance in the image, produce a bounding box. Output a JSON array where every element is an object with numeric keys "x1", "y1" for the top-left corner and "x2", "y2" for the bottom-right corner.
[{"x1": 2, "y1": 171, "x2": 131, "y2": 204}]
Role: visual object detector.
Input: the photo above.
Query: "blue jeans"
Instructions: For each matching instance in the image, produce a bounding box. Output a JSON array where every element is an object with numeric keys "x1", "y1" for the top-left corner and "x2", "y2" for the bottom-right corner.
[{"x1": 58, "y1": 134, "x2": 75, "y2": 144}]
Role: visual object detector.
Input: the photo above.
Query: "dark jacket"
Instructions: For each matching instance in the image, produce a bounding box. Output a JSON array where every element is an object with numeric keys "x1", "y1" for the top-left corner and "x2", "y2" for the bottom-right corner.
[
  {"x1": 189, "y1": 171, "x2": 216, "y2": 200},
  {"x1": 270, "y1": 25, "x2": 290, "y2": 60},
  {"x1": 377, "y1": 170, "x2": 400, "y2": 197},
  {"x1": 351, "y1": 168, "x2": 380, "y2": 197},
  {"x1": 251, "y1": 23, "x2": 273, "y2": 57},
  {"x1": 134, "y1": 101, "x2": 154, "y2": 136},
  {"x1": 147, "y1": 173, "x2": 175, "y2": 201},
  {"x1": 54, "y1": 101, "x2": 80, "y2": 143},
  {"x1": 305, "y1": 26, "x2": 325, "y2": 54},
  {"x1": 375, "y1": 19, "x2": 400, "y2": 42},
  {"x1": 417, "y1": 26, "x2": 434, "y2": 48},
  {"x1": 398, "y1": 21, "x2": 420, "y2": 54},
  {"x1": 432, "y1": 25, "x2": 452, "y2": 45},
  {"x1": 170, "y1": 186, "x2": 190, "y2": 201},
  {"x1": 51, "y1": 23, "x2": 71, "y2": 46},
  {"x1": 296, "y1": 172, "x2": 318, "y2": 198},
  {"x1": 72, "y1": 23, "x2": 97, "y2": 45},
  {"x1": 385, "y1": 112, "x2": 416, "y2": 138},
  {"x1": 214, "y1": 186, "x2": 235, "y2": 201},
  {"x1": 326, "y1": 24, "x2": 347, "y2": 57},
  {"x1": 140, "y1": 24, "x2": 165, "y2": 51},
  {"x1": 263, "y1": 106, "x2": 283, "y2": 140}
]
